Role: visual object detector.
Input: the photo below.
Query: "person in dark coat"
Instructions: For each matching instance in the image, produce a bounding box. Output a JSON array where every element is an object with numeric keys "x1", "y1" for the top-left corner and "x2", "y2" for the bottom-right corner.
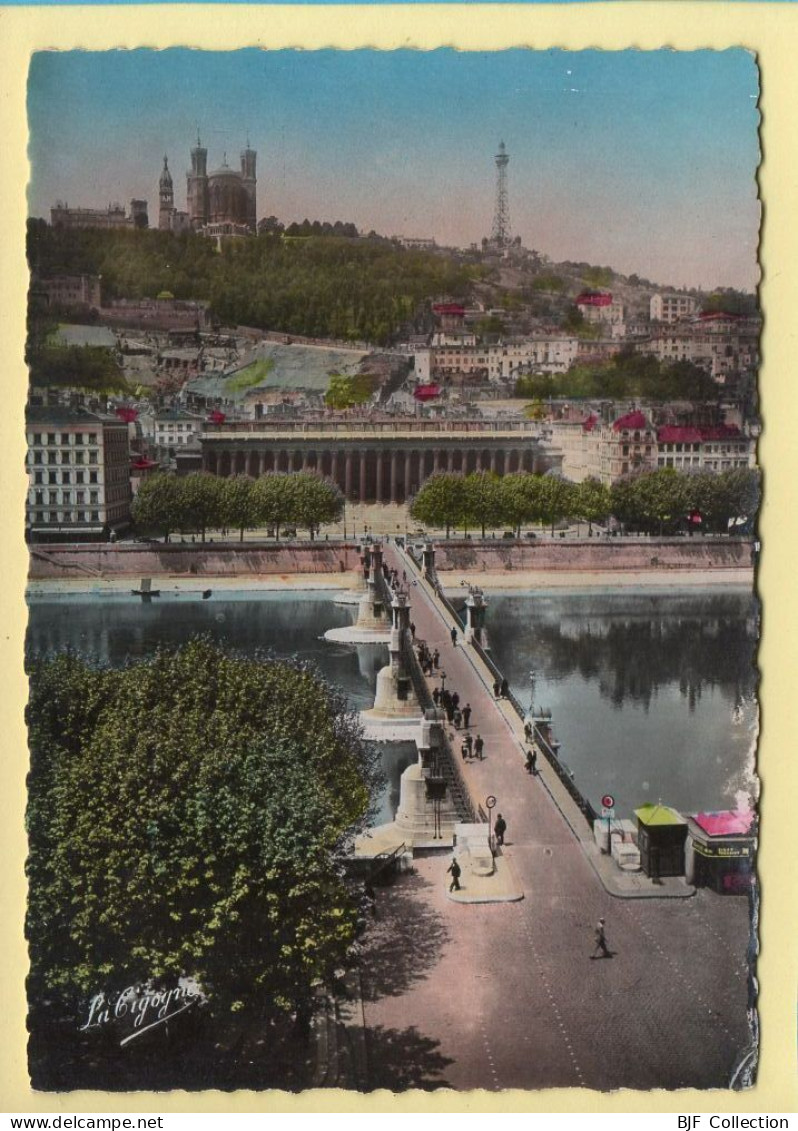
[
  {"x1": 432, "y1": 686, "x2": 441, "y2": 707},
  {"x1": 451, "y1": 626, "x2": 458, "y2": 646},
  {"x1": 461, "y1": 739, "x2": 469, "y2": 761},
  {"x1": 410, "y1": 621, "x2": 416, "y2": 640},
  {"x1": 525, "y1": 748, "x2": 537, "y2": 775},
  {"x1": 592, "y1": 917, "x2": 611, "y2": 959},
  {"x1": 453, "y1": 708, "x2": 462, "y2": 730},
  {"x1": 494, "y1": 813, "x2": 507, "y2": 846},
  {"x1": 433, "y1": 649, "x2": 440, "y2": 669},
  {"x1": 462, "y1": 703, "x2": 472, "y2": 728},
  {"x1": 447, "y1": 857, "x2": 462, "y2": 892},
  {"x1": 493, "y1": 679, "x2": 501, "y2": 698},
  {"x1": 474, "y1": 734, "x2": 484, "y2": 760},
  {"x1": 465, "y1": 733, "x2": 473, "y2": 756},
  {"x1": 524, "y1": 721, "x2": 533, "y2": 741},
  {"x1": 500, "y1": 677, "x2": 509, "y2": 699}
]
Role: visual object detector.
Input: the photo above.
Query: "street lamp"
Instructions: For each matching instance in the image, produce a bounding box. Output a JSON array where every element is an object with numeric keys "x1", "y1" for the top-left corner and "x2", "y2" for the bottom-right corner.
[
  {"x1": 439, "y1": 669, "x2": 447, "y2": 693},
  {"x1": 485, "y1": 795, "x2": 497, "y2": 855}
]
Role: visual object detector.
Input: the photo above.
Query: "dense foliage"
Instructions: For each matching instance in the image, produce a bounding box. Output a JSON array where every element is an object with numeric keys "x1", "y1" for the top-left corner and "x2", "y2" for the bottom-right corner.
[
  {"x1": 27, "y1": 344, "x2": 130, "y2": 395},
  {"x1": 28, "y1": 221, "x2": 473, "y2": 345},
  {"x1": 26, "y1": 640, "x2": 380, "y2": 1025},
  {"x1": 324, "y1": 372, "x2": 376, "y2": 409},
  {"x1": 132, "y1": 471, "x2": 345, "y2": 541},
  {"x1": 410, "y1": 467, "x2": 759, "y2": 537},
  {"x1": 515, "y1": 350, "x2": 720, "y2": 402}
]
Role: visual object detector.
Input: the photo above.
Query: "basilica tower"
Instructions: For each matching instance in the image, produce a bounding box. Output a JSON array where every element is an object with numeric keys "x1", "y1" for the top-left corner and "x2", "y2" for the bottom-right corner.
[
  {"x1": 158, "y1": 156, "x2": 175, "y2": 230},
  {"x1": 187, "y1": 134, "x2": 209, "y2": 230},
  {"x1": 240, "y1": 141, "x2": 257, "y2": 232}
]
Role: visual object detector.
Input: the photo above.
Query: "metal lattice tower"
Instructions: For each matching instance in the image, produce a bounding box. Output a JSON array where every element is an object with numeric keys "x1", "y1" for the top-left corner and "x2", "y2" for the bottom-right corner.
[{"x1": 491, "y1": 140, "x2": 510, "y2": 247}]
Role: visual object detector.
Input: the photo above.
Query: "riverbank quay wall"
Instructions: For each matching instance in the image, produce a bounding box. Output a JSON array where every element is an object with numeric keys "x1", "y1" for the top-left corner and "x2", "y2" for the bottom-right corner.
[
  {"x1": 433, "y1": 536, "x2": 754, "y2": 574},
  {"x1": 28, "y1": 541, "x2": 363, "y2": 580}
]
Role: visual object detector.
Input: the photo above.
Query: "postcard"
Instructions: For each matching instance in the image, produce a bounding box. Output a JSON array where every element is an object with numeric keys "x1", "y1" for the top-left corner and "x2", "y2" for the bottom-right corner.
[{"x1": 2, "y1": 5, "x2": 797, "y2": 1116}]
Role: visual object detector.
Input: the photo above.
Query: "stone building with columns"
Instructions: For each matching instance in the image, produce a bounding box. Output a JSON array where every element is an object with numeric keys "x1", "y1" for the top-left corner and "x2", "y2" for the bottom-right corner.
[{"x1": 200, "y1": 418, "x2": 556, "y2": 504}]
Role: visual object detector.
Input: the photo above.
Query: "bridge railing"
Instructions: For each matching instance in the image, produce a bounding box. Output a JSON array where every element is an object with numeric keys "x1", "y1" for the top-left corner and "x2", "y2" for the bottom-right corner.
[{"x1": 425, "y1": 559, "x2": 597, "y2": 831}]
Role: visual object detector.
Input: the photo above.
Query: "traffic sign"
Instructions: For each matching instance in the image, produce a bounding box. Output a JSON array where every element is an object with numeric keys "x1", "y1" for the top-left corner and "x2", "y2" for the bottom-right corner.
[
  {"x1": 601, "y1": 793, "x2": 615, "y2": 809},
  {"x1": 601, "y1": 806, "x2": 615, "y2": 819}
]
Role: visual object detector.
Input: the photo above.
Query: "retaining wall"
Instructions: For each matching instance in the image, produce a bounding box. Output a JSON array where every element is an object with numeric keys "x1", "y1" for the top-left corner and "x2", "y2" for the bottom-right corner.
[
  {"x1": 433, "y1": 537, "x2": 754, "y2": 573},
  {"x1": 28, "y1": 542, "x2": 362, "y2": 580}
]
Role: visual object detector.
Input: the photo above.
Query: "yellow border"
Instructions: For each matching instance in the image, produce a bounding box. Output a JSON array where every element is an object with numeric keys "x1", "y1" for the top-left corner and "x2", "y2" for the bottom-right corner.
[{"x1": 2, "y1": 6, "x2": 796, "y2": 1112}]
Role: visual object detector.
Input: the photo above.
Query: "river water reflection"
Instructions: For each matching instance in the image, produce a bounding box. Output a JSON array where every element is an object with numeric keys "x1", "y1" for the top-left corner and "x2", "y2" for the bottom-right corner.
[
  {"x1": 27, "y1": 585, "x2": 758, "y2": 823},
  {"x1": 485, "y1": 588, "x2": 759, "y2": 818}
]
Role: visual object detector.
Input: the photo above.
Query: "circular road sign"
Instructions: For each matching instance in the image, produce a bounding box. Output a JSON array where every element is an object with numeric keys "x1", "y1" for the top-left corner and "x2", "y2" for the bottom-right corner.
[
  {"x1": 601, "y1": 794, "x2": 616, "y2": 810},
  {"x1": 485, "y1": 795, "x2": 497, "y2": 810}
]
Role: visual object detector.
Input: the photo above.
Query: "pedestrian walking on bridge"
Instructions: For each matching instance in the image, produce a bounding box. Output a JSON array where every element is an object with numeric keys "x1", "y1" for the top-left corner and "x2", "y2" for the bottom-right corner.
[
  {"x1": 474, "y1": 734, "x2": 484, "y2": 760},
  {"x1": 451, "y1": 626, "x2": 458, "y2": 646},
  {"x1": 591, "y1": 917, "x2": 611, "y2": 959},
  {"x1": 433, "y1": 686, "x2": 441, "y2": 707},
  {"x1": 494, "y1": 813, "x2": 507, "y2": 847},
  {"x1": 462, "y1": 703, "x2": 472, "y2": 728},
  {"x1": 525, "y1": 749, "x2": 537, "y2": 775},
  {"x1": 447, "y1": 857, "x2": 462, "y2": 892},
  {"x1": 433, "y1": 648, "x2": 440, "y2": 669}
]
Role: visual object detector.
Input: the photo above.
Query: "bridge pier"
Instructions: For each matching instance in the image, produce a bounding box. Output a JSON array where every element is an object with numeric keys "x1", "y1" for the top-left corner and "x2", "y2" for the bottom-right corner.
[{"x1": 463, "y1": 584, "x2": 488, "y2": 648}]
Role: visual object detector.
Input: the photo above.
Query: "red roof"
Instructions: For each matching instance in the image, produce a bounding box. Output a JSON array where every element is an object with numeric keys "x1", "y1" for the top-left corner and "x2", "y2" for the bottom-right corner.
[
  {"x1": 698, "y1": 310, "x2": 741, "y2": 322},
  {"x1": 414, "y1": 384, "x2": 442, "y2": 401},
  {"x1": 432, "y1": 303, "x2": 465, "y2": 317},
  {"x1": 582, "y1": 413, "x2": 598, "y2": 432},
  {"x1": 576, "y1": 291, "x2": 613, "y2": 307},
  {"x1": 657, "y1": 425, "x2": 742, "y2": 444},
  {"x1": 131, "y1": 457, "x2": 159, "y2": 470},
  {"x1": 115, "y1": 406, "x2": 139, "y2": 423},
  {"x1": 612, "y1": 410, "x2": 648, "y2": 432},
  {"x1": 694, "y1": 809, "x2": 755, "y2": 837},
  {"x1": 207, "y1": 410, "x2": 226, "y2": 423}
]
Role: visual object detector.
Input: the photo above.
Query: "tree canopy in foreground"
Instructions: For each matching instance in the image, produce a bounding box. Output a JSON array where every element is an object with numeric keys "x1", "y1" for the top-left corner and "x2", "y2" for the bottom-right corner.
[{"x1": 27, "y1": 640, "x2": 380, "y2": 1028}]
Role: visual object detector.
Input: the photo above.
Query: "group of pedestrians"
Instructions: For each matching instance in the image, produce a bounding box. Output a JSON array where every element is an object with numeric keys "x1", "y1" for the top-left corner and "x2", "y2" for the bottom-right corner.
[
  {"x1": 460, "y1": 733, "x2": 484, "y2": 761},
  {"x1": 493, "y1": 676, "x2": 510, "y2": 699},
  {"x1": 417, "y1": 641, "x2": 440, "y2": 676}
]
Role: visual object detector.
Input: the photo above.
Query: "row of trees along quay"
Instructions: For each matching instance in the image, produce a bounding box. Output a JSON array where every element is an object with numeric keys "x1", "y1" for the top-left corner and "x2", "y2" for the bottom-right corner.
[
  {"x1": 26, "y1": 640, "x2": 383, "y2": 1088},
  {"x1": 132, "y1": 471, "x2": 344, "y2": 542},
  {"x1": 409, "y1": 467, "x2": 760, "y2": 539}
]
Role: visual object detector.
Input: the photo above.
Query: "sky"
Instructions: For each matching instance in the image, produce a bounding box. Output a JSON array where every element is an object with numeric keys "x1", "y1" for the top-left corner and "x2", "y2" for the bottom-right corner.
[{"x1": 27, "y1": 48, "x2": 761, "y2": 291}]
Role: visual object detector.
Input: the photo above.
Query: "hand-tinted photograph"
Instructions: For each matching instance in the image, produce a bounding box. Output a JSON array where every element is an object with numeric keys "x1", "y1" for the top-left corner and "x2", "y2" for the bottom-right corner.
[{"x1": 24, "y1": 47, "x2": 760, "y2": 1092}]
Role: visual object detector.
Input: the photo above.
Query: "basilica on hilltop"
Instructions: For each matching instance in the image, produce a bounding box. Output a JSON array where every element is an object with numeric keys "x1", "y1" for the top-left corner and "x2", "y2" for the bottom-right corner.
[{"x1": 159, "y1": 135, "x2": 257, "y2": 238}]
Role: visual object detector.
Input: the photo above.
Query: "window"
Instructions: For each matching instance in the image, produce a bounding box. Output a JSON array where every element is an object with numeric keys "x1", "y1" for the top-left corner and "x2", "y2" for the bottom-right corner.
[
  {"x1": 34, "y1": 472, "x2": 43, "y2": 485},
  {"x1": 33, "y1": 433, "x2": 41, "y2": 445},
  {"x1": 61, "y1": 434, "x2": 70, "y2": 445},
  {"x1": 62, "y1": 472, "x2": 71, "y2": 484},
  {"x1": 48, "y1": 471, "x2": 57, "y2": 485},
  {"x1": 91, "y1": 510, "x2": 99, "y2": 521},
  {"x1": 76, "y1": 470, "x2": 85, "y2": 484},
  {"x1": 75, "y1": 433, "x2": 83, "y2": 446},
  {"x1": 75, "y1": 451, "x2": 85, "y2": 464},
  {"x1": 88, "y1": 433, "x2": 97, "y2": 444},
  {"x1": 90, "y1": 491, "x2": 99, "y2": 504},
  {"x1": 61, "y1": 452, "x2": 71, "y2": 464},
  {"x1": 47, "y1": 433, "x2": 56, "y2": 445},
  {"x1": 35, "y1": 491, "x2": 43, "y2": 505},
  {"x1": 77, "y1": 491, "x2": 85, "y2": 504},
  {"x1": 89, "y1": 452, "x2": 98, "y2": 464},
  {"x1": 48, "y1": 452, "x2": 57, "y2": 465},
  {"x1": 89, "y1": 472, "x2": 98, "y2": 484},
  {"x1": 62, "y1": 492, "x2": 72, "y2": 504},
  {"x1": 33, "y1": 450, "x2": 42, "y2": 464},
  {"x1": 49, "y1": 491, "x2": 57, "y2": 504}
]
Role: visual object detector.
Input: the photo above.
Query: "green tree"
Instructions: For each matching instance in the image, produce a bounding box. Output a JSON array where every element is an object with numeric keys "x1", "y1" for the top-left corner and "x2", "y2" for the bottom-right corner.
[
  {"x1": 499, "y1": 473, "x2": 544, "y2": 536},
  {"x1": 26, "y1": 641, "x2": 380, "y2": 1030},
  {"x1": 179, "y1": 473, "x2": 225, "y2": 543},
  {"x1": 131, "y1": 473, "x2": 182, "y2": 542},
  {"x1": 409, "y1": 473, "x2": 466, "y2": 539},
  {"x1": 539, "y1": 475, "x2": 577, "y2": 534},
  {"x1": 463, "y1": 471, "x2": 503, "y2": 538},
  {"x1": 222, "y1": 475, "x2": 258, "y2": 542},
  {"x1": 253, "y1": 473, "x2": 296, "y2": 541},
  {"x1": 574, "y1": 477, "x2": 611, "y2": 535},
  {"x1": 288, "y1": 473, "x2": 344, "y2": 540}
]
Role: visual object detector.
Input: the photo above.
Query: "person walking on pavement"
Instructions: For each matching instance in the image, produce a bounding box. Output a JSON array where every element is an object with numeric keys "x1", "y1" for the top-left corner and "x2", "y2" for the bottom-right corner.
[
  {"x1": 494, "y1": 813, "x2": 507, "y2": 847},
  {"x1": 433, "y1": 648, "x2": 440, "y2": 669},
  {"x1": 493, "y1": 678, "x2": 501, "y2": 698},
  {"x1": 592, "y1": 917, "x2": 611, "y2": 959},
  {"x1": 410, "y1": 621, "x2": 416, "y2": 640},
  {"x1": 474, "y1": 734, "x2": 484, "y2": 760},
  {"x1": 525, "y1": 748, "x2": 537, "y2": 775},
  {"x1": 432, "y1": 686, "x2": 441, "y2": 707},
  {"x1": 461, "y1": 738, "x2": 469, "y2": 761},
  {"x1": 451, "y1": 691, "x2": 460, "y2": 711},
  {"x1": 451, "y1": 626, "x2": 458, "y2": 646},
  {"x1": 500, "y1": 677, "x2": 509, "y2": 699},
  {"x1": 447, "y1": 857, "x2": 462, "y2": 892},
  {"x1": 465, "y1": 733, "x2": 473, "y2": 757},
  {"x1": 453, "y1": 708, "x2": 462, "y2": 730},
  {"x1": 462, "y1": 703, "x2": 472, "y2": 728}
]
